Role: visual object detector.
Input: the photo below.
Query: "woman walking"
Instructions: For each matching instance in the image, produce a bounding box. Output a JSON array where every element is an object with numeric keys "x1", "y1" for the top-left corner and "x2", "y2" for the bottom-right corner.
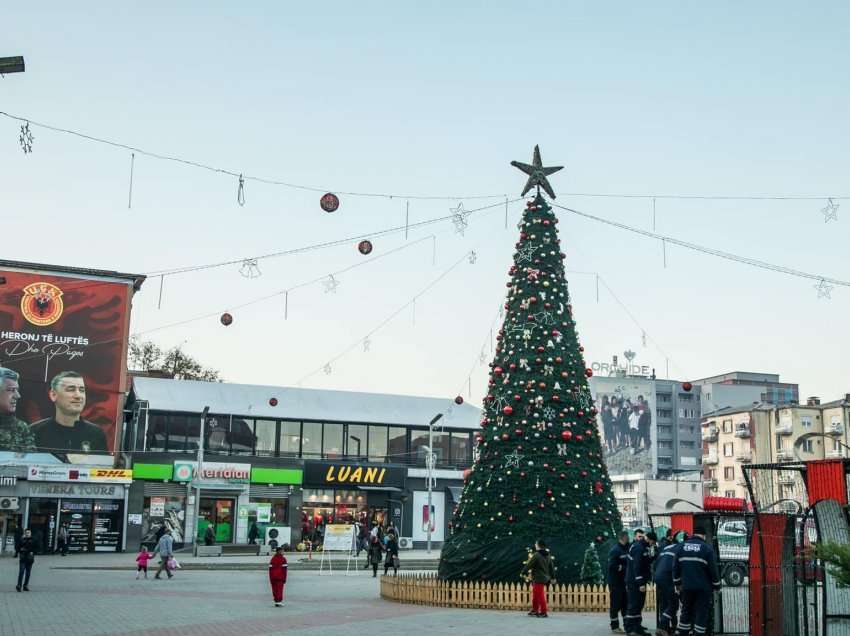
[
  {"x1": 367, "y1": 535, "x2": 383, "y2": 578},
  {"x1": 383, "y1": 533, "x2": 400, "y2": 576}
]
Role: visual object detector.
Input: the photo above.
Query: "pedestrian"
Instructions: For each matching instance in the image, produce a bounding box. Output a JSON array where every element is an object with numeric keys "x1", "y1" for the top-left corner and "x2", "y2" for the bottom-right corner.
[
  {"x1": 57, "y1": 523, "x2": 69, "y2": 556},
  {"x1": 654, "y1": 532, "x2": 684, "y2": 636},
  {"x1": 153, "y1": 528, "x2": 175, "y2": 579},
  {"x1": 204, "y1": 522, "x2": 215, "y2": 547},
  {"x1": 135, "y1": 547, "x2": 154, "y2": 579},
  {"x1": 16, "y1": 529, "x2": 34, "y2": 592},
  {"x1": 13, "y1": 524, "x2": 22, "y2": 558},
  {"x1": 673, "y1": 526, "x2": 721, "y2": 636},
  {"x1": 624, "y1": 529, "x2": 657, "y2": 636},
  {"x1": 367, "y1": 535, "x2": 383, "y2": 578},
  {"x1": 248, "y1": 522, "x2": 260, "y2": 545},
  {"x1": 384, "y1": 533, "x2": 400, "y2": 576},
  {"x1": 607, "y1": 530, "x2": 630, "y2": 633},
  {"x1": 268, "y1": 546, "x2": 288, "y2": 607},
  {"x1": 521, "y1": 539, "x2": 555, "y2": 618}
]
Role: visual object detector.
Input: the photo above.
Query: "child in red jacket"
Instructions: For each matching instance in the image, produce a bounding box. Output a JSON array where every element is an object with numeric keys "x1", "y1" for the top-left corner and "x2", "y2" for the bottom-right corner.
[
  {"x1": 268, "y1": 546, "x2": 288, "y2": 607},
  {"x1": 135, "y1": 548, "x2": 154, "y2": 579}
]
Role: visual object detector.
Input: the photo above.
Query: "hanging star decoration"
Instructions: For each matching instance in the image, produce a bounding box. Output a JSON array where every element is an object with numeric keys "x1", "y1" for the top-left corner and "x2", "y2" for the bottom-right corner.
[
  {"x1": 451, "y1": 202, "x2": 470, "y2": 235},
  {"x1": 468, "y1": 250, "x2": 477, "y2": 264},
  {"x1": 323, "y1": 274, "x2": 340, "y2": 294},
  {"x1": 503, "y1": 449, "x2": 525, "y2": 469},
  {"x1": 239, "y1": 258, "x2": 261, "y2": 279},
  {"x1": 19, "y1": 122, "x2": 34, "y2": 154},
  {"x1": 516, "y1": 244, "x2": 538, "y2": 263},
  {"x1": 814, "y1": 278, "x2": 833, "y2": 299},
  {"x1": 363, "y1": 336, "x2": 372, "y2": 352},
  {"x1": 510, "y1": 145, "x2": 563, "y2": 198},
  {"x1": 323, "y1": 363, "x2": 333, "y2": 375},
  {"x1": 821, "y1": 198, "x2": 839, "y2": 223}
]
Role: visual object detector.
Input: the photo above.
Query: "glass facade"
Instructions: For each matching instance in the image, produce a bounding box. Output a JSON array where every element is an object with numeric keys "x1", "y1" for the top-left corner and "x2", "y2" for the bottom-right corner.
[{"x1": 140, "y1": 411, "x2": 473, "y2": 467}]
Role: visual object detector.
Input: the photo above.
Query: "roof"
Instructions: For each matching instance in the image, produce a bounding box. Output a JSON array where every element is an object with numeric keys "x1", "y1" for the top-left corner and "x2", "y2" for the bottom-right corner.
[
  {"x1": 131, "y1": 377, "x2": 483, "y2": 430},
  {"x1": 691, "y1": 371, "x2": 782, "y2": 384},
  {"x1": 0, "y1": 259, "x2": 146, "y2": 290}
]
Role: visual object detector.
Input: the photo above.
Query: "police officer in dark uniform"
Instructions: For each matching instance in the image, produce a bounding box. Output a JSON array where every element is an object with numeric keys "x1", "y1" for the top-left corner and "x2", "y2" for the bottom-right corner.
[
  {"x1": 673, "y1": 525, "x2": 721, "y2": 636},
  {"x1": 608, "y1": 530, "x2": 630, "y2": 633},
  {"x1": 625, "y1": 529, "x2": 657, "y2": 636},
  {"x1": 653, "y1": 532, "x2": 685, "y2": 636}
]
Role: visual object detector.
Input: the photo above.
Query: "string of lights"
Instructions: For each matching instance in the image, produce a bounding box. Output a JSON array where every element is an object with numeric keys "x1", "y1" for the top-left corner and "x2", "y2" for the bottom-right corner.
[{"x1": 561, "y1": 192, "x2": 848, "y2": 201}]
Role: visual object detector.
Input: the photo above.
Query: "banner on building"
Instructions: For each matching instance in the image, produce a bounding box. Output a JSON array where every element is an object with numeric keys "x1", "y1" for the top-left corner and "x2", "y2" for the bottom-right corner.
[
  {"x1": 28, "y1": 465, "x2": 133, "y2": 483},
  {"x1": 0, "y1": 265, "x2": 142, "y2": 462}
]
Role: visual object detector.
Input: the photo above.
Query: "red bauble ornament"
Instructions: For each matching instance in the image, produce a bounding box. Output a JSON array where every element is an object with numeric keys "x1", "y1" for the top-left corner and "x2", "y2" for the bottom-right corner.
[
  {"x1": 503, "y1": 405, "x2": 514, "y2": 415},
  {"x1": 357, "y1": 240, "x2": 373, "y2": 255},
  {"x1": 561, "y1": 430, "x2": 572, "y2": 441},
  {"x1": 494, "y1": 366, "x2": 504, "y2": 376},
  {"x1": 454, "y1": 395, "x2": 464, "y2": 405},
  {"x1": 594, "y1": 481, "x2": 604, "y2": 494},
  {"x1": 220, "y1": 312, "x2": 233, "y2": 326},
  {"x1": 320, "y1": 192, "x2": 340, "y2": 212},
  {"x1": 683, "y1": 381, "x2": 693, "y2": 392},
  {"x1": 546, "y1": 489, "x2": 553, "y2": 497},
  {"x1": 509, "y1": 363, "x2": 517, "y2": 371},
  {"x1": 585, "y1": 368, "x2": 593, "y2": 377},
  {"x1": 555, "y1": 356, "x2": 563, "y2": 364},
  {"x1": 268, "y1": 397, "x2": 278, "y2": 407}
]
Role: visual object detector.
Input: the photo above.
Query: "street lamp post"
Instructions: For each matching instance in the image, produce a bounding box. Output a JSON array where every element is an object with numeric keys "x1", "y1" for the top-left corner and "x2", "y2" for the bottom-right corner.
[
  {"x1": 426, "y1": 413, "x2": 444, "y2": 554},
  {"x1": 194, "y1": 406, "x2": 210, "y2": 554}
]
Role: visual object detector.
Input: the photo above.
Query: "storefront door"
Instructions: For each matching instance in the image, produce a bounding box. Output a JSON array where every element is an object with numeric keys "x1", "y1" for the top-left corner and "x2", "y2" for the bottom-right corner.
[
  {"x1": 28, "y1": 499, "x2": 57, "y2": 554},
  {"x1": 197, "y1": 498, "x2": 235, "y2": 543},
  {"x1": 60, "y1": 500, "x2": 93, "y2": 552}
]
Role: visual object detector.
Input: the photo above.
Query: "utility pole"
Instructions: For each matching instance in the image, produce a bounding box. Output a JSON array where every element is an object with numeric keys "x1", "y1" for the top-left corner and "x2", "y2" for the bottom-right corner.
[
  {"x1": 194, "y1": 406, "x2": 210, "y2": 554},
  {"x1": 426, "y1": 413, "x2": 444, "y2": 554}
]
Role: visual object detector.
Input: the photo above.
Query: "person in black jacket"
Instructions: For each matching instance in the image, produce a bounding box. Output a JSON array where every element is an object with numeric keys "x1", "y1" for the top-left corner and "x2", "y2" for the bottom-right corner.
[
  {"x1": 673, "y1": 526, "x2": 721, "y2": 636},
  {"x1": 608, "y1": 531, "x2": 630, "y2": 632},
  {"x1": 654, "y1": 533, "x2": 685, "y2": 636},
  {"x1": 383, "y1": 533, "x2": 400, "y2": 576},
  {"x1": 625, "y1": 530, "x2": 657, "y2": 636},
  {"x1": 16, "y1": 528, "x2": 35, "y2": 592}
]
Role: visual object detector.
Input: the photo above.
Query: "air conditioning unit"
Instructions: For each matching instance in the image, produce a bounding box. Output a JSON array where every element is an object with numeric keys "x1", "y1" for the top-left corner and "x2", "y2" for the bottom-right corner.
[
  {"x1": 265, "y1": 526, "x2": 291, "y2": 550},
  {"x1": 0, "y1": 497, "x2": 18, "y2": 511},
  {"x1": 398, "y1": 536, "x2": 414, "y2": 550}
]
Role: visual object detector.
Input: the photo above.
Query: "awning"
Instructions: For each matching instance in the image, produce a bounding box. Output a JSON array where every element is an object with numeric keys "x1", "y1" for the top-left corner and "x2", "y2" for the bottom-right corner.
[
  {"x1": 447, "y1": 486, "x2": 463, "y2": 501},
  {"x1": 357, "y1": 485, "x2": 404, "y2": 492}
]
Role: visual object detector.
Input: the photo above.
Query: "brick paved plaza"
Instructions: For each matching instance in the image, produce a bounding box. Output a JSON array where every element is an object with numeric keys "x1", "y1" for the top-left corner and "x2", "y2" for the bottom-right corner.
[{"x1": 0, "y1": 554, "x2": 641, "y2": 635}]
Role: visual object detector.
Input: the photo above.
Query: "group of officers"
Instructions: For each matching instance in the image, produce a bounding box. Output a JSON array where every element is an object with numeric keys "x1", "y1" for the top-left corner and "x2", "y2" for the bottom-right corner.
[{"x1": 607, "y1": 525, "x2": 722, "y2": 636}]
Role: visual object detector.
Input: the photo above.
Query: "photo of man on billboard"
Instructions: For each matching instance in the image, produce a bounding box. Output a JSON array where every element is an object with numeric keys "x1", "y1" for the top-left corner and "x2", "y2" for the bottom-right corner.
[
  {"x1": 0, "y1": 367, "x2": 36, "y2": 452},
  {"x1": 30, "y1": 371, "x2": 107, "y2": 454}
]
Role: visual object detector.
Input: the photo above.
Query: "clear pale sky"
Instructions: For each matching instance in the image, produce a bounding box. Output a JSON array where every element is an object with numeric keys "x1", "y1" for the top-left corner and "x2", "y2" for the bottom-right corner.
[{"x1": 3, "y1": 2, "x2": 848, "y2": 409}]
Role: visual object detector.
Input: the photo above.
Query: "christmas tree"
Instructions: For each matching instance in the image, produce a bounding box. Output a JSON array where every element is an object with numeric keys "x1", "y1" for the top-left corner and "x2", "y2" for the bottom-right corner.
[
  {"x1": 580, "y1": 542, "x2": 604, "y2": 585},
  {"x1": 438, "y1": 146, "x2": 621, "y2": 583}
]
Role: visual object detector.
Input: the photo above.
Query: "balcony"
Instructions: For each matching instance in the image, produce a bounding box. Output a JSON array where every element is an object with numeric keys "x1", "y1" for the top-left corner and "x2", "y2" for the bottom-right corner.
[
  {"x1": 828, "y1": 422, "x2": 844, "y2": 436},
  {"x1": 827, "y1": 449, "x2": 844, "y2": 459},
  {"x1": 778, "y1": 474, "x2": 797, "y2": 486},
  {"x1": 734, "y1": 424, "x2": 751, "y2": 439},
  {"x1": 705, "y1": 478, "x2": 718, "y2": 490},
  {"x1": 775, "y1": 421, "x2": 793, "y2": 435},
  {"x1": 735, "y1": 449, "x2": 753, "y2": 463},
  {"x1": 736, "y1": 477, "x2": 748, "y2": 487},
  {"x1": 702, "y1": 426, "x2": 719, "y2": 442},
  {"x1": 776, "y1": 448, "x2": 794, "y2": 462},
  {"x1": 702, "y1": 452, "x2": 719, "y2": 465}
]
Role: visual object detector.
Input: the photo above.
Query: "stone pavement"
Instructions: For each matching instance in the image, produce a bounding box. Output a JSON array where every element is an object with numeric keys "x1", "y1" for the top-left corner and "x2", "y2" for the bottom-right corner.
[{"x1": 0, "y1": 554, "x2": 657, "y2": 635}]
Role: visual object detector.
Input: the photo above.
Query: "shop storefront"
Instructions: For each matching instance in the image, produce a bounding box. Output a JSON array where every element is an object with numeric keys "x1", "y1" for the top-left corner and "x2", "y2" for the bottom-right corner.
[
  {"x1": 301, "y1": 460, "x2": 406, "y2": 545},
  {"x1": 0, "y1": 467, "x2": 26, "y2": 554}
]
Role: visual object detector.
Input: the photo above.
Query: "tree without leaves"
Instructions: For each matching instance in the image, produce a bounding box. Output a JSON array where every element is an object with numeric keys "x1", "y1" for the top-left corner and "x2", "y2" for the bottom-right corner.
[{"x1": 129, "y1": 337, "x2": 222, "y2": 382}]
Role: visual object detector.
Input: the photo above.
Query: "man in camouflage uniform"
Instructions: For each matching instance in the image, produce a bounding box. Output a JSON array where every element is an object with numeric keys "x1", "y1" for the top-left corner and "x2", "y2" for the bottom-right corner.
[{"x1": 0, "y1": 368, "x2": 35, "y2": 452}]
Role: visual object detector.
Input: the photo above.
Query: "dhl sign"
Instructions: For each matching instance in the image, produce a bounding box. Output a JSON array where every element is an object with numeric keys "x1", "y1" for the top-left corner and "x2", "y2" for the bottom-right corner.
[{"x1": 89, "y1": 469, "x2": 133, "y2": 483}]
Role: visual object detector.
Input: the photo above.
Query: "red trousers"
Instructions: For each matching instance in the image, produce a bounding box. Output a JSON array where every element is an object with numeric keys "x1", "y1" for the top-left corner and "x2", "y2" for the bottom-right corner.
[
  {"x1": 270, "y1": 580, "x2": 285, "y2": 603},
  {"x1": 532, "y1": 582, "x2": 548, "y2": 614}
]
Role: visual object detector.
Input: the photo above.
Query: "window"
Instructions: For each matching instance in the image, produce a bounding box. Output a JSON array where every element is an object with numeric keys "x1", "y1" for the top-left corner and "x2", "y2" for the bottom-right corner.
[
  {"x1": 680, "y1": 441, "x2": 695, "y2": 449},
  {"x1": 388, "y1": 426, "x2": 407, "y2": 463},
  {"x1": 279, "y1": 421, "x2": 300, "y2": 456},
  {"x1": 254, "y1": 420, "x2": 277, "y2": 456},
  {"x1": 775, "y1": 435, "x2": 784, "y2": 451},
  {"x1": 623, "y1": 482, "x2": 635, "y2": 492},
  {"x1": 658, "y1": 440, "x2": 673, "y2": 450},
  {"x1": 679, "y1": 393, "x2": 693, "y2": 401},
  {"x1": 322, "y1": 423, "x2": 344, "y2": 459},
  {"x1": 722, "y1": 420, "x2": 733, "y2": 434},
  {"x1": 708, "y1": 468, "x2": 717, "y2": 479},
  {"x1": 204, "y1": 414, "x2": 231, "y2": 454},
  {"x1": 146, "y1": 413, "x2": 167, "y2": 451},
  {"x1": 346, "y1": 424, "x2": 369, "y2": 459},
  {"x1": 230, "y1": 418, "x2": 254, "y2": 454},
  {"x1": 657, "y1": 393, "x2": 671, "y2": 403},
  {"x1": 185, "y1": 415, "x2": 201, "y2": 452},
  {"x1": 658, "y1": 456, "x2": 673, "y2": 465},
  {"x1": 368, "y1": 425, "x2": 388, "y2": 462},
  {"x1": 301, "y1": 422, "x2": 322, "y2": 458},
  {"x1": 724, "y1": 467, "x2": 735, "y2": 480},
  {"x1": 724, "y1": 490, "x2": 736, "y2": 498},
  {"x1": 451, "y1": 431, "x2": 471, "y2": 466},
  {"x1": 801, "y1": 439, "x2": 814, "y2": 454},
  {"x1": 658, "y1": 409, "x2": 673, "y2": 419},
  {"x1": 801, "y1": 417, "x2": 813, "y2": 430},
  {"x1": 723, "y1": 443, "x2": 734, "y2": 457}
]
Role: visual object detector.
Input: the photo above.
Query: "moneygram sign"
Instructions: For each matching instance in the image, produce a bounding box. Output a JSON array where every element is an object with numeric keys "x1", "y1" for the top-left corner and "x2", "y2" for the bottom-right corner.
[{"x1": 173, "y1": 461, "x2": 250, "y2": 484}]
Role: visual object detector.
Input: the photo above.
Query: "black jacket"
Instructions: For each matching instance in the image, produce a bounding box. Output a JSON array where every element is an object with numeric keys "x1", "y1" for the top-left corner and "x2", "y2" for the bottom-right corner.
[
  {"x1": 625, "y1": 539, "x2": 655, "y2": 586},
  {"x1": 522, "y1": 549, "x2": 555, "y2": 584},
  {"x1": 653, "y1": 542, "x2": 682, "y2": 584},
  {"x1": 607, "y1": 542, "x2": 629, "y2": 586},
  {"x1": 18, "y1": 536, "x2": 34, "y2": 563},
  {"x1": 673, "y1": 537, "x2": 721, "y2": 592}
]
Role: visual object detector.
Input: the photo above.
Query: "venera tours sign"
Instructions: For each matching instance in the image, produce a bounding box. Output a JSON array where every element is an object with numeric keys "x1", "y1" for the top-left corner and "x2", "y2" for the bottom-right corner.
[{"x1": 173, "y1": 460, "x2": 250, "y2": 484}]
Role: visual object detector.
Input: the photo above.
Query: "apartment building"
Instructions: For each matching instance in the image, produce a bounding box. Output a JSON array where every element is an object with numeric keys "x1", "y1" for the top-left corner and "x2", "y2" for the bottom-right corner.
[{"x1": 693, "y1": 371, "x2": 799, "y2": 417}]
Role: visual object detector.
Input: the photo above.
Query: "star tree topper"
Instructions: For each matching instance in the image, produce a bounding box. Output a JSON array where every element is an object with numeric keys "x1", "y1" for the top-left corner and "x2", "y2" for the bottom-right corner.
[{"x1": 510, "y1": 145, "x2": 563, "y2": 199}]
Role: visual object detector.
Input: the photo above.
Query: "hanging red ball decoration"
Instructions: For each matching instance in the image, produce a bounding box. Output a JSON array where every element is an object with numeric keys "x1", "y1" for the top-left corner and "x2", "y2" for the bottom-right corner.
[
  {"x1": 357, "y1": 240, "x2": 373, "y2": 255},
  {"x1": 585, "y1": 368, "x2": 593, "y2": 377},
  {"x1": 561, "y1": 430, "x2": 572, "y2": 441},
  {"x1": 320, "y1": 192, "x2": 340, "y2": 212},
  {"x1": 220, "y1": 312, "x2": 233, "y2": 326},
  {"x1": 594, "y1": 481, "x2": 604, "y2": 494},
  {"x1": 503, "y1": 405, "x2": 514, "y2": 416},
  {"x1": 494, "y1": 366, "x2": 504, "y2": 376},
  {"x1": 268, "y1": 397, "x2": 278, "y2": 407},
  {"x1": 682, "y1": 381, "x2": 693, "y2": 392},
  {"x1": 454, "y1": 395, "x2": 464, "y2": 405}
]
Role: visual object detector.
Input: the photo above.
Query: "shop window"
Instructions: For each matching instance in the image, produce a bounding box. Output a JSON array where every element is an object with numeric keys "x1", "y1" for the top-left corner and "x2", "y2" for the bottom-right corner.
[
  {"x1": 346, "y1": 424, "x2": 369, "y2": 459},
  {"x1": 140, "y1": 496, "x2": 187, "y2": 548},
  {"x1": 279, "y1": 421, "x2": 301, "y2": 457},
  {"x1": 368, "y1": 425, "x2": 388, "y2": 462},
  {"x1": 388, "y1": 426, "x2": 407, "y2": 463},
  {"x1": 323, "y1": 423, "x2": 344, "y2": 459},
  {"x1": 230, "y1": 418, "x2": 255, "y2": 455},
  {"x1": 255, "y1": 420, "x2": 277, "y2": 456},
  {"x1": 301, "y1": 422, "x2": 322, "y2": 458},
  {"x1": 451, "y1": 431, "x2": 471, "y2": 466}
]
